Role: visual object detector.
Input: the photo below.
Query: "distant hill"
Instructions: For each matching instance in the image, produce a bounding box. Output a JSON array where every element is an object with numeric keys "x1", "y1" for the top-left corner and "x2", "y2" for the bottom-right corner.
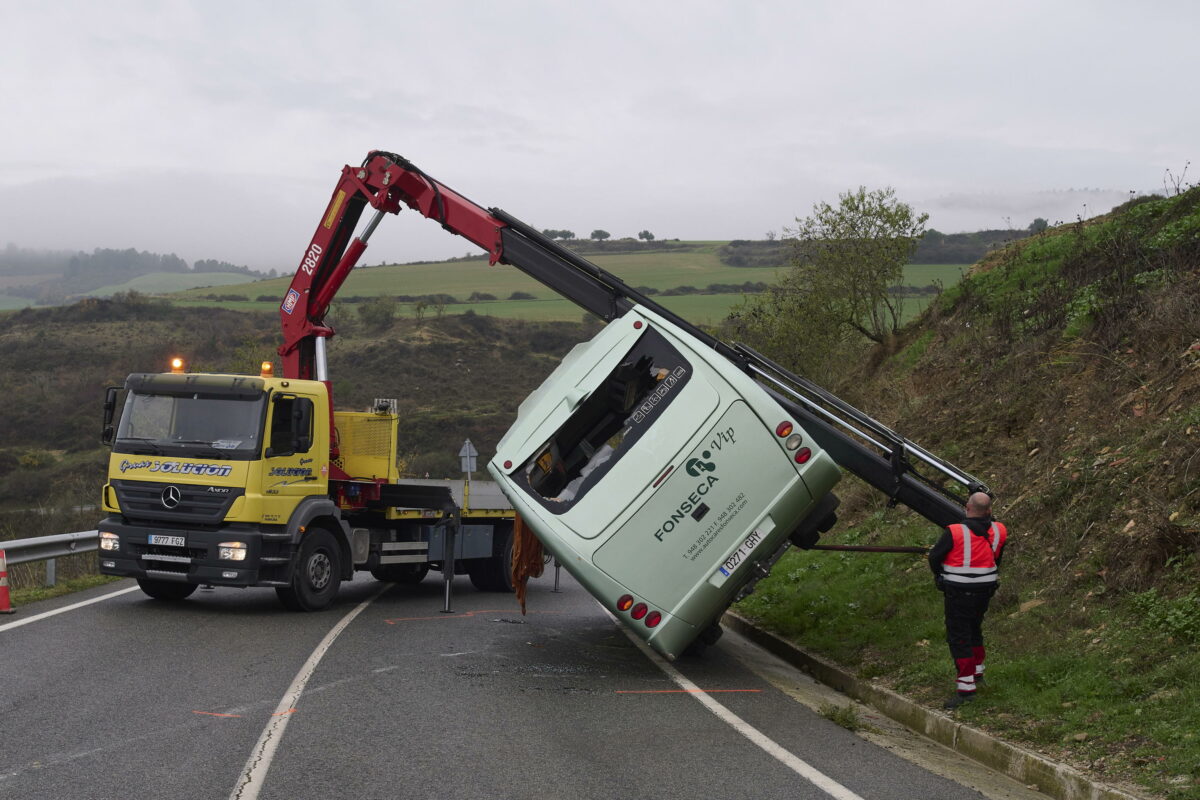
[
  {"x1": 0, "y1": 245, "x2": 271, "y2": 306},
  {"x1": 88, "y1": 271, "x2": 258, "y2": 296}
]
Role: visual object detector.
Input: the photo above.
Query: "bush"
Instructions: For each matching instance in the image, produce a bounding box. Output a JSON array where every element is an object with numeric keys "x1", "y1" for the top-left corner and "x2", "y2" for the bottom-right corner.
[
  {"x1": 508, "y1": 291, "x2": 536, "y2": 301},
  {"x1": 357, "y1": 296, "x2": 398, "y2": 330}
]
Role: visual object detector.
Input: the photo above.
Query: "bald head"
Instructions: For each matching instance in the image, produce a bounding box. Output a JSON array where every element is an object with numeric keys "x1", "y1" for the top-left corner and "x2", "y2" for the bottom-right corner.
[{"x1": 966, "y1": 492, "x2": 993, "y2": 518}]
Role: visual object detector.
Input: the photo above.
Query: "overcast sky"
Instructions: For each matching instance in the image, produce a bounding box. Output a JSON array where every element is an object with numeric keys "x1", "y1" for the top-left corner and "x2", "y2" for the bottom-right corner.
[{"x1": 1, "y1": 1, "x2": 1195, "y2": 271}]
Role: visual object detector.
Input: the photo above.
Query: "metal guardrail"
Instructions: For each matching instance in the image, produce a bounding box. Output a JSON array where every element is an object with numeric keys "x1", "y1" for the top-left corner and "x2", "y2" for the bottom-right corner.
[{"x1": 2, "y1": 530, "x2": 99, "y2": 586}]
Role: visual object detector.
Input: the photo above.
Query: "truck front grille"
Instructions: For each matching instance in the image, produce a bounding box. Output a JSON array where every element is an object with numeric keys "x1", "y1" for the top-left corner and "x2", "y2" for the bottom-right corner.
[{"x1": 113, "y1": 480, "x2": 243, "y2": 525}]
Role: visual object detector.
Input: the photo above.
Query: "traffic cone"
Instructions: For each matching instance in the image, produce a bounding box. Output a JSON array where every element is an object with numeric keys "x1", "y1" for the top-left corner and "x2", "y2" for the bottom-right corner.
[{"x1": 0, "y1": 550, "x2": 15, "y2": 614}]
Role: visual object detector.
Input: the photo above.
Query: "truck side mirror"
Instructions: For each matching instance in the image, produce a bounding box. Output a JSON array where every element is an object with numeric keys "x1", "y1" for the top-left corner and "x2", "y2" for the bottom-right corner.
[{"x1": 101, "y1": 386, "x2": 121, "y2": 445}]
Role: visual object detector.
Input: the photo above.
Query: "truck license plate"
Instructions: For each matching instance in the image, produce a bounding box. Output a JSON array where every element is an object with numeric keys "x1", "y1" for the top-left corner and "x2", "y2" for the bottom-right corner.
[{"x1": 148, "y1": 534, "x2": 186, "y2": 548}]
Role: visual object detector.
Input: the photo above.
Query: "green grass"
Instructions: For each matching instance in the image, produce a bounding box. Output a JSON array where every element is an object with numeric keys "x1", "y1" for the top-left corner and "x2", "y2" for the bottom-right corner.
[
  {"x1": 737, "y1": 511, "x2": 1200, "y2": 798},
  {"x1": 0, "y1": 295, "x2": 33, "y2": 310},
  {"x1": 171, "y1": 250, "x2": 967, "y2": 302},
  {"x1": 175, "y1": 291, "x2": 938, "y2": 326},
  {"x1": 10, "y1": 574, "x2": 123, "y2": 606},
  {"x1": 89, "y1": 271, "x2": 254, "y2": 296},
  {"x1": 166, "y1": 253, "x2": 965, "y2": 324}
]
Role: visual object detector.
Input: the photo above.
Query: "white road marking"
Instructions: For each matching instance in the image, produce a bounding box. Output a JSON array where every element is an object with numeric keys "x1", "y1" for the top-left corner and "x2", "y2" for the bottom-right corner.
[
  {"x1": 228, "y1": 586, "x2": 389, "y2": 800},
  {"x1": 602, "y1": 607, "x2": 866, "y2": 800},
  {"x1": 0, "y1": 586, "x2": 140, "y2": 633}
]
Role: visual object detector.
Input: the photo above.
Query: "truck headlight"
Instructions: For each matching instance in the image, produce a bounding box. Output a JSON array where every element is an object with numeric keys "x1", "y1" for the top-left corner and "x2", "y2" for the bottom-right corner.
[
  {"x1": 99, "y1": 531, "x2": 120, "y2": 552},
  {"x1": 218, "y1": 542, "x2": 247, "y2": 561}
]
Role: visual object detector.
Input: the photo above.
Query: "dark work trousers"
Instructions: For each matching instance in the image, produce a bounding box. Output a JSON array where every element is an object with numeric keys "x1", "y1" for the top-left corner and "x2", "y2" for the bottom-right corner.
[{"x1": 943, "y1": 583, "x2": 994, "y2": 659}]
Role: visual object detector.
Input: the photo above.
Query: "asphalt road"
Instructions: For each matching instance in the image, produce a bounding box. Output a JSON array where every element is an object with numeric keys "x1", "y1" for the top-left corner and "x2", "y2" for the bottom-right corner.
[{"x1": 1, "y1": 571, "x2": 1036, "y2": 800}]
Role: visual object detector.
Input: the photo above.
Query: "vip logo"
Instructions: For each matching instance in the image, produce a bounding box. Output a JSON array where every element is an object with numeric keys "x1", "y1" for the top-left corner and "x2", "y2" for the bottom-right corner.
[{"x1": 686, "y1": 450, "x2": 717, "y2": 477}]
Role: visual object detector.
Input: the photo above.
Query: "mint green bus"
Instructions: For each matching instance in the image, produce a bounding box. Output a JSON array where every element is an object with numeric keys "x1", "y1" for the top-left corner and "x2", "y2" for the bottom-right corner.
[{"x1": 488, "y1": 305, "x2": 843, "y2": 659}]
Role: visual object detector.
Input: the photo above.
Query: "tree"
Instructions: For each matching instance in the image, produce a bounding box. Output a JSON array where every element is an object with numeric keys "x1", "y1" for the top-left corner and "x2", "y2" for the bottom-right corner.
[
  {"x1": 1028, "y1": 218, "x2": 1049, "y2": 234},
  {"x1": 638, "y1": 230, "x2": 655, "y2": 241},
  {"x1": 783, "y1": 186, "x2": 928, "y2": 345},
  {"x1": 590, "y1": 229, "x2": 611, "y2": 241}
]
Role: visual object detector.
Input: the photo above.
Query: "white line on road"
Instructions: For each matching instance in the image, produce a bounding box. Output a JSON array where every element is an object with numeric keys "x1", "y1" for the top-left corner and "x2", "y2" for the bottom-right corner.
[
  {"x1": 603, "y1": 608, "x2": 866, "y2": 800},
  {"x1": 0, "y1": 586, "x2": 141, "y2": 633},
  {"x1": 228, "y1": 585, "x2": 389, "y2": 800}
]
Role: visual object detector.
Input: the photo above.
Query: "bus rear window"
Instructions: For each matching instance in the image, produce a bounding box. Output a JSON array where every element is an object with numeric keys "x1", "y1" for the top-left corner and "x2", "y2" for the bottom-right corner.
[{"x1": 520, "y1": 328, "x2": 691, "y2": 513}]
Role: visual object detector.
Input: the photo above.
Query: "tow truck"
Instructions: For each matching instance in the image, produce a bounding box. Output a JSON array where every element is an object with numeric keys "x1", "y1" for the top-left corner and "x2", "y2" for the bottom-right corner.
[
  {"x1": 96, "y1": 213, "x2": 524, "y2": 608},
  {"x1": 244, "y1": 151, "x2": 989, "y2": 657}
]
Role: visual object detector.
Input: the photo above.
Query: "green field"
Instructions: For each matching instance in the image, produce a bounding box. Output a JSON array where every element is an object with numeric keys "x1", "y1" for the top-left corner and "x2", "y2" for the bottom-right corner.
[
  {"x1": 0, "y1": 295, "x2": 33, "y2": 310},
  {"x1": 89, "y1": 271, "x2": 256, "y2": 296},
  {"x1": 168, "y1": 246, "x2": 968, "y2": 324}
]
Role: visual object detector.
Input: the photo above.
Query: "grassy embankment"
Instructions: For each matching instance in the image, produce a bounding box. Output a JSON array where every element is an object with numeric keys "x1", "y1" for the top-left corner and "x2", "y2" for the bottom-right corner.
[{"x1": 737, "y1": 189, "x2": 1200, "y2": 799}]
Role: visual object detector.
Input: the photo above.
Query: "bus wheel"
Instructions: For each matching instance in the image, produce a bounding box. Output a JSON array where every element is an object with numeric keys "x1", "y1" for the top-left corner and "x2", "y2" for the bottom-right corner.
[
  {"x1": 683, "y1": 623, "x2": 723, "y2": 657},
  {"x1": 277, "y1": 528, "x2": 342, "y2": 611},
  {"x1": 137, "y1": 578, "x2": 197, "y2": 602},
  {"x1": 370, "y1": 563, "x2": 430, "y2": 584}
]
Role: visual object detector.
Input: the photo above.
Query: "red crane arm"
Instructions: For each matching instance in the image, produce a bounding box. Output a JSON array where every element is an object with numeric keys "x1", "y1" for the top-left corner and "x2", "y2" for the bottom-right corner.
[{"x1": 277, "y1": 151, "x2": 507, "y2": 380}]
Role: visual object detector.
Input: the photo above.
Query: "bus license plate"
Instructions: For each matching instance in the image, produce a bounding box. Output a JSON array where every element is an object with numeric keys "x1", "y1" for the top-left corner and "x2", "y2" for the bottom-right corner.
[
  {"x1": 148, "y1": 534, "x2": 186, "y2": 548},
  {"x1": 714, "y1": 528, "x2": 765, "y2": 584}
]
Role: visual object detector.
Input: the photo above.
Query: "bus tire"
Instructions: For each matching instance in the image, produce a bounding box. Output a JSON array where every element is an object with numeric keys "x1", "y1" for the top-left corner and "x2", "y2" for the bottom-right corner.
[
  {"x1": 137, "y1": 578, "x2": 197, "y2": 602},
  {"x1": 789, "y1": 492, "x2": 840, "y2": 549},
  {"x1": 370, "y1": 563, "x2": 430, "y2": 585},
  {"x1": 276, "y1": 528, "x2": 342, "y2": 611}
]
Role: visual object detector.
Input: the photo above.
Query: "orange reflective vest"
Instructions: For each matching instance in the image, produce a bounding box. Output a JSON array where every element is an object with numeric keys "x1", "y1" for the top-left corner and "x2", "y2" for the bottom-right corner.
[{"x1": 941, "y1": 522, "x2": 1006, "y2": 585}]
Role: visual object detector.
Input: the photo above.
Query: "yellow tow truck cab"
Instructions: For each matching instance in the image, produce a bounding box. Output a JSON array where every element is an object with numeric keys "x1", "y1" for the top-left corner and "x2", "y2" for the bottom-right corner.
[{"x1": 98, "y1": 366, "x2": 514, "y2": 609}]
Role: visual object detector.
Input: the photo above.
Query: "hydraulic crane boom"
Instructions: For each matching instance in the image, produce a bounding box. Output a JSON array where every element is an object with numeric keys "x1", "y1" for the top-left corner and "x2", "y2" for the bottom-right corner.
[{"x1": 279, "y1": 150, "x2": 989, "y2": 528}]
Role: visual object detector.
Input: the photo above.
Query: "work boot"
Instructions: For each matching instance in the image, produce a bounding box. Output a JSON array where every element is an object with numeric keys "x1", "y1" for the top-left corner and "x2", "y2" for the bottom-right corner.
[{"x1": 943, "y1": 692, "x2": 975, "y2": 710}]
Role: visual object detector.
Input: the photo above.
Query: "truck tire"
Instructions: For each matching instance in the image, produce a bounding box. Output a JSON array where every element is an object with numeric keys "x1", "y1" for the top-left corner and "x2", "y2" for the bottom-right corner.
[
  {"x1": 137, "y1": 578, "x2": 198, "y2": 602},
  {"x1": 370, "y1": 563, "x2": 430, "y2": 585},
  {"x1": 467, "y1": 523, "x2": 514, "y2": 592},
  {"x1": 276, "y1": 528, "x2": 342, "y2": 611}
]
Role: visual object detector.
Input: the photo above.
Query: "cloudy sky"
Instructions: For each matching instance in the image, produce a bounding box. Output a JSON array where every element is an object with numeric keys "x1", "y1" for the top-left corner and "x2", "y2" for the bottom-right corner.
[{"x1": 1, "y1": 1, "x2": 1195, "y2": 271}]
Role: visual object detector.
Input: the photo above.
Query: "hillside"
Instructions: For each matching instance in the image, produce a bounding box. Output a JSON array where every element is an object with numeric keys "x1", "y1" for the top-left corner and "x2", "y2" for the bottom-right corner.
[
  {"x1": 0, "y1": 297, "x2": 586, "y2": 513},
  {"x1": 736, "y1": 188, "x2": 1200, "y2": 798}
]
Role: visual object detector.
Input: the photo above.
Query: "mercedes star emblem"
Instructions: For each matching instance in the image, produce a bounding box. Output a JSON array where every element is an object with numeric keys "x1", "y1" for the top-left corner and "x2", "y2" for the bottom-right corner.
[{"x1": 161, "y1": 485, "x2": 182, "y2": 509}]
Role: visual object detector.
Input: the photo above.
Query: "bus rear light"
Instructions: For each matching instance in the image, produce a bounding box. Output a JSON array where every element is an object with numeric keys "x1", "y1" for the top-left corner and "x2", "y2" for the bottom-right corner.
[
  {"x1": 785, "y1": 433, "x2": 803, "y2": 450},
  {"x1": 775, "y1": 421, "x2": 793, "y2": 437},
  {"x1": 633, "y1": 321, "x2": 643, "y2": 329},
  {"x1": 503, "y1": 460, "x2": 512, "y2": 469},
  {"x1": 617, "y1": 594, "x2": 634, "y2": 612},
  {"x1": 794, "y1": 447, "x2": 812, "y2": 464},
  {"x1": 630, "y1": 603, "x2": 648, "y2": 620},
  {"x1": 645, "y1": 611, "x2": 662, "y2": 628}
]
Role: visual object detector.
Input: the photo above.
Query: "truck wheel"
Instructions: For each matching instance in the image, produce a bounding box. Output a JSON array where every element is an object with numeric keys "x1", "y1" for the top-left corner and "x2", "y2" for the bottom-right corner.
[
  {"x1": 370, "y1": 563, "x2": 429, "y2": 585},
  {"x1": 468, "y1": 524, "x2": 514, "y2": 592},
  {"x1": 276, "y1": 528, "x2": 342, "y2": 611},
  {"x1": 137, "y1": 578, "x2": 197, "y2": 602}
]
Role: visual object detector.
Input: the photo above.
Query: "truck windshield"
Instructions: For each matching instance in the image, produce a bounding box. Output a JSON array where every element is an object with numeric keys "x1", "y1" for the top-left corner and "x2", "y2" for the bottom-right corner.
[{"x1": 114, "y1": 392, "x2": 266, "y2": 460}]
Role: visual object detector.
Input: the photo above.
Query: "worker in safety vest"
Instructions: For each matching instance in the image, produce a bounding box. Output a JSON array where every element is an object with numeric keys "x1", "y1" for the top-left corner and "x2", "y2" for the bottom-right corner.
[{"x1": 928, "y1": 491, "x2": 1008, "y2": 710}]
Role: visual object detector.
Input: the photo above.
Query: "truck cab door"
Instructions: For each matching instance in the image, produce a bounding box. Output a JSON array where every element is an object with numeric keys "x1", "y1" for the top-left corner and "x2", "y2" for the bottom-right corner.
[{"x1": 262, "y1": 393, "x2": 324, "y2": 519}]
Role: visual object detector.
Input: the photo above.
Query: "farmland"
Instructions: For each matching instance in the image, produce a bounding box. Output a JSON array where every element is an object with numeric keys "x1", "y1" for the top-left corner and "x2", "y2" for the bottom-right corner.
[{"x1": 169, "y1": 245, "x2": 969, "y2": 325}]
